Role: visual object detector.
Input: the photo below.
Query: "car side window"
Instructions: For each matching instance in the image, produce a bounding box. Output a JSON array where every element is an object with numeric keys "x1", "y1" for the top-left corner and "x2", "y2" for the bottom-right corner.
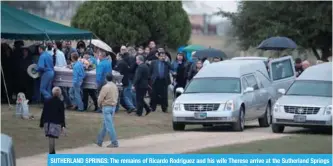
[
  {"x1": 271, "y1": 59, "x2": 294, "y2": 81},
  {"x1": 241, "y1": 77, "x2": 249, "y2": 91},
  {"x1": 245, "y1": 75, "x2": 259, "y2": 90}
]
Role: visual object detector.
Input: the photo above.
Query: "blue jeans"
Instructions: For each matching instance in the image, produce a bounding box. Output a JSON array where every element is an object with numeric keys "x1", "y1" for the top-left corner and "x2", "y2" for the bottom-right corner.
[
  {"x1": 97, "y1": 106, "x2": 118, "y2": 145},
  {"x1": 122, "y1": 85, "x2": 135, "y2": 110},
  {"x1": 61, "y1": 87, "x2": 71, "y2": 106},
  {"x1": 40, "y1": 71, "x2": 54, "y2": 100},
  {"x1": 128, "y1": 81, "x2": 136, "y2": 107},
  {"x1": 69, "y1": 84, "x2": 84, "y2": 111}
]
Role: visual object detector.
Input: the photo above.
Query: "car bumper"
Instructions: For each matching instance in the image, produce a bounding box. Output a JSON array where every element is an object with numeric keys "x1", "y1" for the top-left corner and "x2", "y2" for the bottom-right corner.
[
  {"x1": 173, "y1": 111, "x2": 238, "y2": 124},
  {"x1": 273, "y1": 112, "x2": 332, "y2": 127}
]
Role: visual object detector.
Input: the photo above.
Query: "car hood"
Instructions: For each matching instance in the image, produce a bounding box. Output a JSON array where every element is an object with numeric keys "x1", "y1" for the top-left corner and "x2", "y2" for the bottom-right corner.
[
  {"x1": 175, "y1": 93, "x2": 241, "y2": 104},
  {"x1": 277, "y1": 95, "x2": 332, "y2": 107}
]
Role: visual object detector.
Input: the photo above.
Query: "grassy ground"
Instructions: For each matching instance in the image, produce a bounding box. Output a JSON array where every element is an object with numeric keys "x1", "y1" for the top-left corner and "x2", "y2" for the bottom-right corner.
[
  {"x1": 1, "y1": 103, "x2": 174, "y2": 158},
  {"x1": 190, "y1": 134, "x2": 332, "y2": 154}
]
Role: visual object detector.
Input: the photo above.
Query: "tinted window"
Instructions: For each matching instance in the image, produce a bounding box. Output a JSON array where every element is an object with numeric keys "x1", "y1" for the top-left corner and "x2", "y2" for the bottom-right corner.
[
  {"x1": 245, "y1": 75, "x2": 259, "y2": 90},
  {"x1": 185, "y1": 78, "x2": 241, "y2": 93},
  {"x1": 241, "y1": 78, "x2": 249, "y2": 91},
  {"x1": 271, "y1": 59, "x2": 294, "y2": 80},
  {"x1": 286, "y1": 80, "x2": 332, "y2": 97},
  {"x1": 256, "y1": 71, "x2": 271, "y2": 88}
]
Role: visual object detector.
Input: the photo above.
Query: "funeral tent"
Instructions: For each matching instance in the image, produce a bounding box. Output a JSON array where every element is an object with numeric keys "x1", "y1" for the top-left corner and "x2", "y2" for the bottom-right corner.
[{"x1": 1, "y1": 3, "x2": 92, "y2": 40}]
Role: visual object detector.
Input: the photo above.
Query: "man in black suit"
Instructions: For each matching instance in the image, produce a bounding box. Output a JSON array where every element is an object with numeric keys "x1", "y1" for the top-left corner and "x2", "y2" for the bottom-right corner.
[
  {"x1": 132, "y1": 55, "x2": 151, "y2": 116},
  {"x1": 149, "y1": 51, "x2": 172, "y2": 113}
]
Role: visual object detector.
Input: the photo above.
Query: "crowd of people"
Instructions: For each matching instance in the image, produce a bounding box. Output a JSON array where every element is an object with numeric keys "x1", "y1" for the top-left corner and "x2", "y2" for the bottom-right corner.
[{"x1": 1, "y1": 40, "x2": 223, "y2": 117}]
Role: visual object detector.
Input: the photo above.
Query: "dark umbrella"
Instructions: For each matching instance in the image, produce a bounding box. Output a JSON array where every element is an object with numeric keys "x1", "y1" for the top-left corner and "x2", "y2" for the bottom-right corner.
[
  {"x1": 257, "y1": 36, "x2": 297, "y2": 50},
  {"x1": 195, "y1": 48, "x2": 227, "y2": 59}
]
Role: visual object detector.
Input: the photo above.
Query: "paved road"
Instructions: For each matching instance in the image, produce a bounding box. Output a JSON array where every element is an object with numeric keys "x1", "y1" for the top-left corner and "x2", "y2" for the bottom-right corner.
[{"x1": 16, "y1": 121, "x2": 306, "y2": 166}]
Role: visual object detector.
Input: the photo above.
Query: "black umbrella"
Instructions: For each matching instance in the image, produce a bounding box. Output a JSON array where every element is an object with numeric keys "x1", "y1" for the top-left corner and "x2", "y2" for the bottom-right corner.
[
  {"x1": 257, "y1": 36, "x2": 297, "y2": 50},
  {"x1": 195, "y1": 48, "x2": 227, "y2": 59}
]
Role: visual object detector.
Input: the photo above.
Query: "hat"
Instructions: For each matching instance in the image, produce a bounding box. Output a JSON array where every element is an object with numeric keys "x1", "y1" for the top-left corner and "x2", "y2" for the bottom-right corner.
[{"x1": 27, "y1": 64, "x2": 40, "y2": 79}]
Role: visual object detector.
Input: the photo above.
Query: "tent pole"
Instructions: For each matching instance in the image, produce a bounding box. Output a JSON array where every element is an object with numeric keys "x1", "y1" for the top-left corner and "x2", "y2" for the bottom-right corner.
[{"x1": 0, "y1": 64, "x2": 13, "y2": 109}]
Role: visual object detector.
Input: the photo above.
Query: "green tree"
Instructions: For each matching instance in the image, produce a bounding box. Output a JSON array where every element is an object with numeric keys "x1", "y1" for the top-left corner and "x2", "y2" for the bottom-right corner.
[
  {"x1": 71, "y1": 1, "x2": 191, "y2": 49},
  {"x1": 217, "y1": 1, "x2": 332, "y2": 61}
]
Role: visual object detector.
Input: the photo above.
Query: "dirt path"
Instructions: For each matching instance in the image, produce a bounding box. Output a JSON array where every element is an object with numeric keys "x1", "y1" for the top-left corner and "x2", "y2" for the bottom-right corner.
[{"x1": 17, "y1": 130, "x2": 290, "y2": 166}]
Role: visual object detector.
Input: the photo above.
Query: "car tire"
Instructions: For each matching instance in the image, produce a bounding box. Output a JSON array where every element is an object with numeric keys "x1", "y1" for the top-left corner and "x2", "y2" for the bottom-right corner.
[
  {"x1": 173, "y1": 122, "x2": 185, "y2": 131},
  {"x1": 272, "y1": 124, "x2": 285, "y2": 133},
  {"x1": 232, "y1": 107, "x2": 245, "y2": 132},
  {"x1": 202, "y1": 124, "x2": 213, "y2": 127},
  {"x1": 259, "y1": 102, "x2": 271, "y2": 127}
]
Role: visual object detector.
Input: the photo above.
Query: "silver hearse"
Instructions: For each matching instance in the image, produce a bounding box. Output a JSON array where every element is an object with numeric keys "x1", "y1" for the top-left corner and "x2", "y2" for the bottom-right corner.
[
  {"x1": 231, "y1": 56, "x2": 269, "y2": 67},
  {"x1": 172, "y1": 56, "x2": 296, "y2": 131},
  {"x1": 271, "y1": 62, "x2": 332, "y2": 133}
]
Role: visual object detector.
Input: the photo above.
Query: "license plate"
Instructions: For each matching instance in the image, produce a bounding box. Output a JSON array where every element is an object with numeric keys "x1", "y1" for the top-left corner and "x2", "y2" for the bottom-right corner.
[
  {"x1": 293, "y1": 115, "x2": 306, "y2": 123},
  {"x1": 194, "y1": 112, "x2": 207, "y2": 119}
]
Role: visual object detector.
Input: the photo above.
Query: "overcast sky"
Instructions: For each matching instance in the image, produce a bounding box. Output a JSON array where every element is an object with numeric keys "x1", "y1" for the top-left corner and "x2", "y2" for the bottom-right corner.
[{"x1": 203, "y1": 1, "x2": 239, "y2": 13}]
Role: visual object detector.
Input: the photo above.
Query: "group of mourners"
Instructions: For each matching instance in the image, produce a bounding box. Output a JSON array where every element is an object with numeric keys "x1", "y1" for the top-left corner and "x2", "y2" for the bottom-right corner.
[{"x1": 1, "y1": 40, "x2": 225, "y2": 153}]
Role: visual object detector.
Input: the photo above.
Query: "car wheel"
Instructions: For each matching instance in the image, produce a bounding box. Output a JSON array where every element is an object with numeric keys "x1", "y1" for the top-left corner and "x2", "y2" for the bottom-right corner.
[
  {"x1": 232, "y1": 107, "x2": 245, "y2": 132},
  {"x1": 202, "y1": 124, "x2": 213, "y2": 128},
  {"x1": 173, "y1": 122, "x2": 185, "y2": 131},
  {"x1": 272, "y1": 124, "x2": 285, "y2": 133},
  {"x1": 259, "y1": 102, "x2": 271, "y2": 127}
]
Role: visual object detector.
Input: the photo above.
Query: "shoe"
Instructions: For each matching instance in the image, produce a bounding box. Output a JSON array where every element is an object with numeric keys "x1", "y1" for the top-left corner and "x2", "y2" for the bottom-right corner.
[
  {"x1": 95, "y1": 142, "x2": 102, "y2": 147},
  {"x1": 162, "y1": 110, "x2": 168, "y2": 113},
  {"x1": 66, "y1": 105, "x2": 74, "y2": 109},
  {"x1": 69, "y1": 106, "x2": 78, "y2": 110},
  {"x1": 145, "y1": 110, "x2": 151, "y2": 116},
  {"x1": 107, "y1": 144, "x2": 119, "y2": 148},
  {"x1": 94, "y1": 109, "x2": 102, "y2": 113},
  {"x1": 136, "y1": 113, "x2": 142, "y2": 117},
  {"x1": 127, "y1": 108, "x2": 135, "y2": 114}
]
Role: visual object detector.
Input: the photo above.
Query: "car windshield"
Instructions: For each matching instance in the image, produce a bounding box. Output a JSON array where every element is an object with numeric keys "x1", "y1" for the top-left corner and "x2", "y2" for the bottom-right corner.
[
  {"x1": 286, "y1": 80, "x2": 332, "y2": 97},
  {"x1": 185, "y1": 77, "x2": 241, "y2": 93}
]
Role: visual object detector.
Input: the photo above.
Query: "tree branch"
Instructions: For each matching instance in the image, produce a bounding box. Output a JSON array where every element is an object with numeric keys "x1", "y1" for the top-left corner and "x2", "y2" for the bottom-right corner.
[{"x1": 311, "y1": 47, "x2": 320, "y2": 60}]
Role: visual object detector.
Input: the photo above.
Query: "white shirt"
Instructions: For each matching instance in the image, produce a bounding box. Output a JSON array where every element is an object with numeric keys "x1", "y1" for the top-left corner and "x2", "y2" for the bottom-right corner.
[{"x1": 55, "y1": 50, "x2": 67, "y2": 67}]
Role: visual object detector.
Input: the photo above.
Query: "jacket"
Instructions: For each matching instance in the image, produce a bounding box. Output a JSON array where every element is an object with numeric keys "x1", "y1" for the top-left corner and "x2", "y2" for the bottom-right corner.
[
  {"x1": 133, "y1": 63, "x2": 150, "y2": 89},
  {"x1": 98, "y1": 81, "x2": 119, "y2": 107},
  {"x1": 72, "y1": 61, "x2": 85, "y2": 86},
  {"x1": 40, "y1": 96, "x2": 66, "y2": 128},
  {"x1": 114, "y1": 59, "x2": 130, "y2": 86},
  {"x1": 96, "y1": 57, "x2": 112, "y2": 87},
  {"x1": 149, "y1": 60, "x2": 172, "y2": 85},
  {"x1": 37, "y1": 51, "x2": 54, "y2": 73}
]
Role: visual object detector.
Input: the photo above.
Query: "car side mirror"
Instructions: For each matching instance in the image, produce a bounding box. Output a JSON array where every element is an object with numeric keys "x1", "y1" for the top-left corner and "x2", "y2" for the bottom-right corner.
[
  {"x1": 176, "y1": 87, "x2": 184, "y2": 94},
  {"x1": 278, "y1": 89, "x2": 286, "y2": 95},
  {"x1": 244, "y1": 87, "x2": 254, "y2": 93}
]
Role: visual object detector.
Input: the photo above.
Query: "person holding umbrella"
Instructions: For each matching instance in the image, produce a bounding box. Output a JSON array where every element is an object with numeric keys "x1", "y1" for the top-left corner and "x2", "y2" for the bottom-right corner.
[{"x1": 188, "y1": 60, "x2": 203, "y2": 81}]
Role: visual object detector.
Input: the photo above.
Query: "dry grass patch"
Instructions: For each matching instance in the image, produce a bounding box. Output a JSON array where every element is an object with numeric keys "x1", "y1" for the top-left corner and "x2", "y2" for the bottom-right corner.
[{"x1": 1, "y1": 104, "x2": 173, "y2": 158}]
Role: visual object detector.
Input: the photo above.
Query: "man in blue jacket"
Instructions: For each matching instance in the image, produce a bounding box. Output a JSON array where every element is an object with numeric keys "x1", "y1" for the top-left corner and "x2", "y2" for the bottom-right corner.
[
  {"x1": 69, "y1": 52, "x2": 85, "y2": 111},
  {"x1": 96, "y1": 50, "x2": 112, "y2": 90},
  {"x1": 37, "y1": 45, "x2": 54, "y2": 101}
]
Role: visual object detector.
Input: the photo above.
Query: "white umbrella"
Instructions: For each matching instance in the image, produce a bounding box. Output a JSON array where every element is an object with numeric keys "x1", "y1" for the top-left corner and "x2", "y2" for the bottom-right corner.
[{"x1": 91, "y1": 39, "x2": 112, "y2": 52}]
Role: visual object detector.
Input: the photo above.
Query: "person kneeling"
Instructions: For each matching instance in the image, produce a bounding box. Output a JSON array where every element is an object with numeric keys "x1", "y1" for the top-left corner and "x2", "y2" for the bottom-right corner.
[{"x1": 96, "y1": 73, "x2": 119, "y2": 148}]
